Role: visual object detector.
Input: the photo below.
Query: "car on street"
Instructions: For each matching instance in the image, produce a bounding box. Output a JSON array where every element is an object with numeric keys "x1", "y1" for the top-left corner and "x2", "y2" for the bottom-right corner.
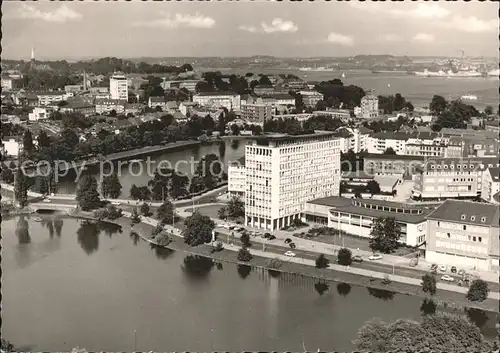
[
  {"x1": 42, "y1": 199, "x2": 51, "y2": 203},
  {"x1": 352, "y1": 255, "x2": 363, "y2": 263},
  {"x1": 264, "y1": 233, "x2": 271, "y2": 239},
  {"x1": 268, "y1": 235, "x2": 276, "y2": 240},
  {"x1": 229, "y1": 225, "x2": 236, "y2": 230},
  {"x1": 284, "y1": 251, "x2": 296, "y2": 257},
  {"x1": 284, "y1": 238, "x2": 292, "y2": 244},
  {"x1": 439, "y1": 265, "x2": 447, "y2": 272},
  {"x1": 441, "y1": 275, "x2": 454, "y2": 282},
  {"x1": 450, "y1": 266, "x2": 457, "y2": 273},
  {"x1": 289, "y1": 242, "x2": 296, "y2": 249},
  {"x1": 430, "y1": 264, "x2": 438, "y2": 271},
  {"x1": 458, "y1": 269, "x2": 466, "y2": 276},
  {"x1": 368, "y1": 254, "x2": 383, "y2": 261},
  {"x1": 235, "y1": 227, "x2": 245, "y2": 232}
]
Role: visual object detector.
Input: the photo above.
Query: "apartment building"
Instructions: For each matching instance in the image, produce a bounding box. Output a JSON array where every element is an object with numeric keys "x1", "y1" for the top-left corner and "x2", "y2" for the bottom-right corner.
[
  {"x1": 364, "y1": 154, "x2": 425, "y2": 177},
  {"x1": 110, "y1": 75, "x2": 128, "y2": 101},
  {"x1": 161, "y1": 80, "x2": 199, "y2": 93},
  {"x1": 59, "y1": 101, "x2": 96, "y2": 117},
  {"x1": 405, "y1": 138, "x2": 448, "y2": 157},
  {"x1": 28, "y1": 107, "x2": 53, "y2": 121},
  {"x1": 313, "y1": 109, "x2": 351, "y2": 122},
  {"x1": 148, "y1": 96, "x2": 168, "y2": 110},
  {"x1": 244, "y1": 132, "x2": 341, "y2": 230},
  {"x1": 367, "y1": 132, "x2": 409, "y2": 154},
  {"x1": 426, "y1": 200, "x2": 499, "y2": 271},
  {"x1": 37, "y1": 92, "x2": 66, "y2": 106},
  {"x1": 360, "y1": 94, "x2": 379, "y2": 119},
  {"x1": 298, "y1": 90, "x2": 323, "y2": 107},
  {"x1": 253, "y1": 85, "x2": 275, "y2": 96},
  {"x1": 95, "y1": 99, "x2": 126, "y2": 115},
  {"x1": 411, "y1": 157, "x2": 500, "y2": 200},
  {"x1": 228, "y1": 157, "x2": 246, "y2": 198},
  {"x1": 481, "y1": 167, "x2": 500, "y2": 203},
  {"x1": 303, "y1": 197, "x2": 431, "y2": 247},
  {"x1": 485, "y1": 121, "x2": 500, "y2": 134},
  {"x1": 240, "y1": 97, "x2": 273, "y2": 123},
  {"x1": 193, "y1": 91, "x2": 241, "y2": 111},
  {"x1": 261, "y1": 94, "x2": 296, "y2": 107}
]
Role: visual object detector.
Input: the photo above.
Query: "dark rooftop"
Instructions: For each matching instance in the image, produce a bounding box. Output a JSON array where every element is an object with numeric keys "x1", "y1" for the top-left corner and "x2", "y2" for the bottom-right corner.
[
  {"x1": 195, "y1": 91, "x2": 238, "y2": 97},
  {"x1": 426, "y1": 199, "x2": 499, "y2": 227},
  {"x1": 364, "y1": 153, "x2": 426, "y2": 161}
]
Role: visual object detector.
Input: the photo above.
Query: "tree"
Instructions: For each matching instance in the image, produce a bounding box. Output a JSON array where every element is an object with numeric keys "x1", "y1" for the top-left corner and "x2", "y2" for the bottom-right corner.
[
  {"x1": 383, "y1": 147, "x2": 396, "y2": 155},
  {"x1": 354, "y1": 314, "x2": 492, "y2": 352},
  {"x1": 1, "y1": 164, "x2": 14, "y2": 183},
  {"x1": 429, "y1": 95, "x2": 447, "y2": 116},
  {"x1": 14, "y1": 168, "x2": 28, "y2": 207},
  {"x1": 337, "y1": 282, "x2": 351, "y2": 297},
  {"x1": 140, "y1": 202, "x2": 151, "y2": 216},
  {"x1": 467, "y1": 279, "x2": 489, "y2": 302},
  {"x1": 420, "y1": 298, "x2": 437, "y2": 315},
  {"x1": 22, "y1": 130, "x2": 35, "y2": 156},
  {"x1": 217, "y1": 113, "x2": 226, "y2": 136},
  {"x1": 369, "y1": 217, "x2": 401, "y2": 253},
  {"x1": 484, "y1": 105, "x2": 493, "y2": 116},
  {"x1": 337, "y1": 248, "x2": 352, "y2": 266},
  {"x1": 106, "y1": 204, "x2": 122, "y2": 220},
  {"x1": 227, "y1": 196, "x2": 244, "y2": 218},
  {"x1": 157, "y1": 200, "x2": 175, "y2": 225},
  {"x1": 217, "y1": 206, "x2": 227, "y2": 220},
  {"x1": 130, "y1": 184, "x2": 151, "y2": 201},
  {"x1": 366, "y1": 180, "x2": 381, "y2": 195},
  {"x1": 76, "y1": 174, "x2": 101, "y2": 211},
  {"x1": 237, "y1": 247, "x2": 253, "y2": 262},
  {"x1": 315, "y1": 254, "x2": 330, "y2": 269},
  {"x1": 101, "y1": 172, "x2": 122, "y2": 199},
  {"x1": 169, "y1": 171, "x2": 189, "y2": 199},
  {"x1": 421, "y1": 273, "x2": 437, "y2": 295},
  {"x1": 130, "y1": 208, "x2": 141, "y2": 224},
  {"x1": 155, "y1": 233, "x2": 172, "y2": 247},
  {"x1": 182, "y1": 211, "x2": 215, "y2": 246},
  {"x1": 180, "y1": 63, "x2": 193, "y2": 72},
  {"x1": 148, "y1": 167, "x2": 172, "y2": 201},
  {"x1": 240, "y1": 231, "x2": 251, "y2": 248},
  {"x1": 315, "y1": 99, "x2": 327, "y2": 111}
]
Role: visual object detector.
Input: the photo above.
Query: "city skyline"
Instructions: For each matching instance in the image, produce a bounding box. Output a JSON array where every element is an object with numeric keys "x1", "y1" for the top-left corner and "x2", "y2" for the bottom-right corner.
[{"x1": 2, "y1": 1, "x2": 498, "y2": 60}]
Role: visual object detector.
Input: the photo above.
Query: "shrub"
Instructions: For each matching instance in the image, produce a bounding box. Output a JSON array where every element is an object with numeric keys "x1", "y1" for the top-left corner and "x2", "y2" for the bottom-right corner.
[
  {"x1": 467, "y1": 279, "x2": 489, "y2": 302},
  {"x1": 155, "y1": 233, "x2": 171, "y2": 247},
  {"x1": 267, "y1": 258, "x2": 283, "y2": 270},
  {"x1": 237, "y1": 247, "x2": 253, "y2": 262},
  {"x1": 315, "y1": 254, "x2": 330, "y2": 269},
  {"x1": 337, "y1": 248, "x2": 352, "y2": 266}
]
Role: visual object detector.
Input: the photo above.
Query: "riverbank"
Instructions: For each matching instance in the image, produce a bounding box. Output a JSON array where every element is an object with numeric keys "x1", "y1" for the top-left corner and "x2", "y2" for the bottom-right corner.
[{"x1": 70, "y1": 211, "x2": 499, "y2": 313}]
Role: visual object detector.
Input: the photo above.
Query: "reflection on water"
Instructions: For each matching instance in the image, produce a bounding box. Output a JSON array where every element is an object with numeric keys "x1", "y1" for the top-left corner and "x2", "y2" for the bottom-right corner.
[
  {"x1": 215, "y1": 262, "x2": 223, "y2": 271},
  {"x1": 467, "y1": 307, "x2": 490, "y2": 329},
  {"x1": 54, "y1": 219, "x2": 63, "y2": 237},
  {"x1": 237, "y1": 264, "x2": 251, "y2": 279},
  {"x1": 182, "y1": 255, "x2": 214, "y2": 279},
  {"x1": 76, "y1": 220, "x2": 123, "y2": 255},
  {"x1": 42, "y1": 220, "x2": 54, "y2": 238},
  {"x1": 420, "y1": 298, "x2": 437, "y2": 316},
  {"x1": 150, "y1": 243, "x2": 175, "y2": 260},
  {"x1": 268, "y1": 269, "x2": 281, "y2": 278},
  {"x1": 367, "y1": 287, "x2": 395, "y2": 301},
  {"x1": 337, "y1": 282, "x2": 351, "y2": 297},
  {"x1": 16, "y1": 216, "x2": 30, "y2": 244},
  {"x1": 130, "y1": 231, "x2": 140, "y2": 246},
  {"x1": 314, "y1": 281, "x2": 329, "y2": 296}
]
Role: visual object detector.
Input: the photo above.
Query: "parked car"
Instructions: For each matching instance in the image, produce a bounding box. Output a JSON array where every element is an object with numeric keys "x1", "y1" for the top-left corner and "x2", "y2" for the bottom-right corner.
[
  {"x1": 268, "y1": 235, "x2": 276, "y2": 240},
  {"x1": 439, "y1": 265, "x2": 447, "y2": 272},
  {"x1": 289, "y1": 242, "x2": 296, "y2": 249},
  {"x1": 441, "y1": 275, "x2": 454, "y2": 282},
  {"x1": 284, "y1": 251, "x2": 296, "y2": 257},
  {"x1": 458, "y1": 269, "x2": 466, "y2": 276},
  {"x1": 284, "y1": 238, "x2": 292, "y2": 244},
  {"x1": 42, "y1": 199, "x2": 51, "y2": 203},
  {"x1": 368, "y1": 254, "x2": 383, "y2": 261},
  {"x1": 450, "y1": 266, "x2": 457, "y2": 273},
  {"x1": 352, "y1": 255, "x2": 363, "y2": 263},
  {"x1": 264, "y1": 233, "x2": 271, "y2": 239},
  {"x1": 229, "y1": 225, "x2": 236, "y2": 230},
  {"x1": 430, "y1": 264, "x2": 438, "y2": 271}
]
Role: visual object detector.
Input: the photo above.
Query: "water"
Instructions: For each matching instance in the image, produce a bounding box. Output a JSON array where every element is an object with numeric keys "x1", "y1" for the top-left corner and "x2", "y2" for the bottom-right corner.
[
  {"x1": 2, "y1": 216, "x2": 497, "y2": 351},
  {"x1": 203, "y1": 68, "x2": 498, "y2": 110},
  {"x1": 56, "y1": 139, "x2": 246, "y2": 195}
]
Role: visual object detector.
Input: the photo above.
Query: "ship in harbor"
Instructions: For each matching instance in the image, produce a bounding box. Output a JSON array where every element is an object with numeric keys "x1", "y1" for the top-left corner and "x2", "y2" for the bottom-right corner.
[
  {"x1": 460, "y1": 94, "x2": 478, "y2": 101},
  {"x1": 371, "y1": 69, "x2": 410, "y2": 75},
  {"x1": 298, "y1": 66, "x2": 335, "y2": 72},
  {"x1": 487, "y1": 68, "x2": 499, "y2": 77}
]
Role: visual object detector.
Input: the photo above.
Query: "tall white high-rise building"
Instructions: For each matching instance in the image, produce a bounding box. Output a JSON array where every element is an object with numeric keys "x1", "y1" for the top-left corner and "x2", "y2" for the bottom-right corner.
[
  {"x1": 109, "y1": 74, "x2": 128, "y2": 101},
  {"x1": 360, "y1": 93, "x2": 379, "y2": 119},
  {"x1": 245, "y1": 132, "x2": 341, "y2": 230}
]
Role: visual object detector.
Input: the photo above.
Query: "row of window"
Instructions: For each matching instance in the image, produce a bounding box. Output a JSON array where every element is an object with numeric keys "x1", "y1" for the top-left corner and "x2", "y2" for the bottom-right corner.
[
  {"x1": 436, "y1": 231, "x2": 486, "y2": 244},
  {"x1": 435, "y1": 241, "x2": 487, "y2": 254}
]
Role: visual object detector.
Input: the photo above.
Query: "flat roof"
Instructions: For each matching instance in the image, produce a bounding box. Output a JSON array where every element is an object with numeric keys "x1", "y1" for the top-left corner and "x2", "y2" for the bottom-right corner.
[
  {"x1": 249, "y1": 131, "x2": 336, "y2": 143},
  {"x1": 364, "y1": 154, "x2": 426, "y2": 161}
]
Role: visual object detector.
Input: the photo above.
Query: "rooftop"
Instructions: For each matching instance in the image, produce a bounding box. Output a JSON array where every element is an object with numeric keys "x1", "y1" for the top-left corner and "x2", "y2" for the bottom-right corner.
[
  {"x1": 195, "y1": 91, "x2": 238, "y2": 97},
  {"x1": 488, "y1": 167, "x2": 500, "y2": 182},
  {"x1": 426, "y1": 199, "x2": 499, "y2": 227},
  {"x1": 249, "y1": 131, "x2": 337, "y2": 144},
  {"x1": 364, "y1": 153, "x2": 426, "y2": 161}
]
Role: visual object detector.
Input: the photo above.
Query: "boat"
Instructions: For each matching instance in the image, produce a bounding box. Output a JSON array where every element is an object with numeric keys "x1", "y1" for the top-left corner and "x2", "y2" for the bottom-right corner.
[
  {"x1": 34, "y1": 217, "x2": 42, "y2": 222},
  {"x1": 371, "y1": 70, "x2": 409, "y2": 75},
  {"x1": 447, "y1": 69, "x2": 482, "y2": 78},
  {"x1": 460, "y1": 95, "x2": 478, "y2": 101}
]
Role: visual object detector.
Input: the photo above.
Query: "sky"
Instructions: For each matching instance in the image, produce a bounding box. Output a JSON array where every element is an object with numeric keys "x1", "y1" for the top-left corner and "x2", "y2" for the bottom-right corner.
[{"x1": 2, "y1": 1, "x2": 498, "y2": 60}]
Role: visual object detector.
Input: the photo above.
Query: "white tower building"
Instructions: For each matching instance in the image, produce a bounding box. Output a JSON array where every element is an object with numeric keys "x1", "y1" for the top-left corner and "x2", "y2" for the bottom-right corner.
[{"x1": 109, "y1": 74, "x2": 128, "y2": 101}]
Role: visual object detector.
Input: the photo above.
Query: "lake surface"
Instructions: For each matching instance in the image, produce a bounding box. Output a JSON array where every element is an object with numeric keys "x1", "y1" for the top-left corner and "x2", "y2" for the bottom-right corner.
[
  {"x1": 56, "y1": 139, "x2": 246, "y2": 195},
  {"x1": 203, "y1": 68, "x2": 499, "y2": 110},
  {"x1": 2, "y1": 216, "x2": 497, "y2": 352}
]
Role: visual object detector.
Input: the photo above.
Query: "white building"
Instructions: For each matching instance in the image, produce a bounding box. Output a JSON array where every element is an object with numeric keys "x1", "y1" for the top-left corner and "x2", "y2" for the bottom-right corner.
[
  {"x1": 426, "y1": 200, "x2": 499, "y2": 271},
  {"x1": 28, "y1": 107, "x2": 53, "y2": 121},
  {"x1": 244, "y1": 132, "x2": 341, "y2": 230},
  {"x1": 110, "y1": 75, "x2": 128, "y2": 101},
  {"x1": 228, "y1": 157, "x2": 246, "y2": 198},
  {"x1": 360, "y1": 94, "x2": 379, "y2": 119},
  {"x1": 298, "y1": 90, "x2": 323, "y2": 107},
  {"x1": 367, "y1": 132, "x2": 410, "y2": 154},
  {"x1": 240, "y1": 97, "x2": 273, "y2": 123},
  {"x1": 95, "y1": 99, "x2": 126, "y2": 115},
  {"x1": 193, "y1": 91, "x2": 241, "y2": 111},
  {"x1": 481, "y1": 167, "x2": 500, "y2": 203},
  {"x1": 1, "y1": 138, "x2": 20, "y2": 157},
  {"x1": 37, "y1": 92, "x2": 67, "y2": 106}
]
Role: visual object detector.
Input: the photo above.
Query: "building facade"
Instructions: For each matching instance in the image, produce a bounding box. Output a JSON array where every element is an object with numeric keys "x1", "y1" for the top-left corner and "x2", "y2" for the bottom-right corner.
[
  {"x1": 110, "y1": 75, "x2": 128, "y2": 101},
  {"x1": 481, "y1": 167, "x2": 500, "y2": 203},
  {"x1": 240, "y1": 97, "x2": 273, "y2": 123},
  {"x1": 360, "y1": 94, "x2": 379, "y2": 119},
  {"x1": 364, "y1": 154, "x2": 425, "y2": 176},
  {"x1": 244, "y1": 132, "x2": 341, "y2": 230},
  {"x1": 426, "y1": 200, "x2": 499, "y2": 271},
  {"x1": 193, "y1": 92, "x2": 241, "y2": 111},
  {"x1": 228, "y1": 157, "x2": 246, "y2": 198},
  {"x1": 298, "y1": 90, "x2": 323, "y2": 107},
  {"x1": 28, "y1": 107, "x2": 53, "y2": 121},
  {"x1": 95, "y1": 99, "x2": 126, "y2": 115},
  {"x1": 411, "y1": 157, "x2": 500, "y2": 200}
]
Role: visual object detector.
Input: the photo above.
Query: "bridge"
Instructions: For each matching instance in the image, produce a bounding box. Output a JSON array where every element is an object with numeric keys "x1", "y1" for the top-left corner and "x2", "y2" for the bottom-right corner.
[{"x1": 29, "y1": 202, "x2": 78, "y2": 214}]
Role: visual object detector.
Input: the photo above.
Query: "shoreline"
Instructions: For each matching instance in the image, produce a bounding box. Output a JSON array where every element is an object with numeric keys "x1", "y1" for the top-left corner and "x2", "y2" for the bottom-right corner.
[{"x1": 68, "y1": 212, "x2": 499, "y2": 314}]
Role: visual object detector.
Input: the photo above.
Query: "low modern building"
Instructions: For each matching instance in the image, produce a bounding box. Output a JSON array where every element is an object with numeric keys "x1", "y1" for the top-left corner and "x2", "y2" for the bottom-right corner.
[
  {"x1": 253, "y1": 85, "x2": 275, "y2": 96},
  {"x1": 303, "y1": 197, "x2": 432, "y2": 247},
  {"x1": 36, "y1": 92, "x2": 66, "y2": 106},
  {"x1": 364, "y1": 154, "x2": 425, "y2": 177},
  {"x1": 161, "y1": 79, "x2": 199, "y2": 93},
  {"x1": 367, "y1": 132, "x2": 410, "y2": 154},
  {"x1": 59, "y1": 100, "x2": 96, "y2": 116},
  {"x1": 481, "y1": 167, "x2": 500, "y2": 203},
  {"x1": 193, "y1": 91, "x2": 241, "y2": 111},
  {"x1": 425, "y1": 200, "x2": 499, "y2": 271},
  {"x1": 411, "y1": 157, "x2": 500, "y2": 200},
  {"x1": 148, "y1": 96, "x2": 168, "y2": 110},
  {"x1": 28, "y1": 107, "x2": 53, "y2": 121},
  {"x1": 298, "y1": 90, "x2": 323, "y2": 107},
  {"x1": 1, "y1": 137, "x2": 20, "y2": 157},
  {"x1": 228, "y1": 157, "x2": 246, "y2": 198},
  {"x1": 95, "y1": 99, "x2": 127, "y2": 115},
  {"x1": 244, "y1": 132, "x2": 341, "y2": 230}
]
